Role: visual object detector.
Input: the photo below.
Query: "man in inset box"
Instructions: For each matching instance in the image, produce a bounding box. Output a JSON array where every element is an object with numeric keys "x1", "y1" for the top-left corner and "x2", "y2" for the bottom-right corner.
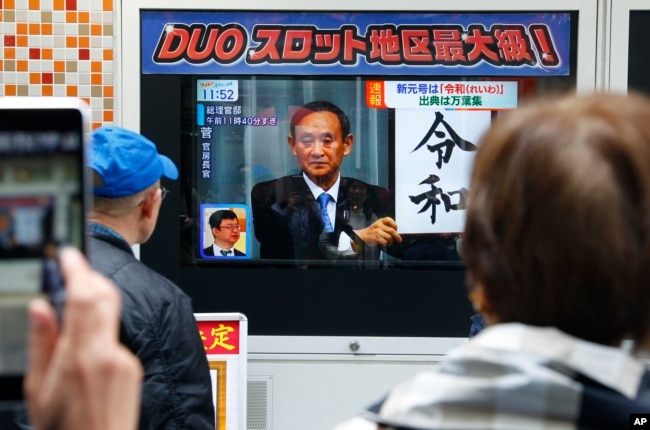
[{"x1": 203, "y1": 209, "x2": 245, "y2": 257}]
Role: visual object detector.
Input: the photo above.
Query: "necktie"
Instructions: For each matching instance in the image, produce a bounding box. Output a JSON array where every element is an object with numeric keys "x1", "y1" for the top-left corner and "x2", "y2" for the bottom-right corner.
[
  {"x1": 220, "y1": 249, "x2": 231, "y2": 256},
  {"x1": 317, "y1": 193, "x2": 334, "y2": 233}
]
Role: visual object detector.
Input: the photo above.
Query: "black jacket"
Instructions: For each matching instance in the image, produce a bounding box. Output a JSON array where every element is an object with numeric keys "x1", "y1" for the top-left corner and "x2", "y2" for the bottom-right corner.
[
  {"x1": 251, "y1": 174, "x2": 392, "y2": 263},
  {"x1": 88, "y1": 232, "x2": 215, "y2": 430}
]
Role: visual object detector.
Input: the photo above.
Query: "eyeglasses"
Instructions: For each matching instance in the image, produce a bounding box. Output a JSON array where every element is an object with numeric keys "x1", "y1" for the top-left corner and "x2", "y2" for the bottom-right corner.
[
  {"x1": 219, "y1": 225, "x2": 241, "y2": 231},
  {"x1": 160, "y1": 185, "x2": 170, "y2": 200}
]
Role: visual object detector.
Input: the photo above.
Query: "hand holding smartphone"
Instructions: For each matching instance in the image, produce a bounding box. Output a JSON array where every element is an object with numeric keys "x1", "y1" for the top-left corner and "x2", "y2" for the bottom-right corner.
[{"x1": 0, "y1": 97, "x2": 89, "y2": 403}]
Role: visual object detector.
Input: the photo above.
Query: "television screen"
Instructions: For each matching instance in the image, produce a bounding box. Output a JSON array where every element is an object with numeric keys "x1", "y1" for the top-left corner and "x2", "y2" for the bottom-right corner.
[
  {"x1": 139, "y1": 9, "x2": 577, "y2": 337},
  {"x1": 183, "y1": 76, "x2": 502, "y2": 269}
]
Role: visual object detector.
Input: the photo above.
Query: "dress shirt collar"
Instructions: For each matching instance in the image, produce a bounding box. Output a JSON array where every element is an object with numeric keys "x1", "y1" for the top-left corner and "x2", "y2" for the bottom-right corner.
[
  {"x1": 212, "y1": 244, "x2": 235, "y2": 255},
  {"x1": 302, "y1": 172, "x2": 341, "y2": 203}
]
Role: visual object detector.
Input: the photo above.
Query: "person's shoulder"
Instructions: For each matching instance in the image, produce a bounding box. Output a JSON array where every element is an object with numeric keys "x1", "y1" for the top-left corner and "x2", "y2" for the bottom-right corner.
[
  {"x1": 88, "y1": 234, "x2": 138, "y2": 273},
  {"x1": 118, "y1": 264, "x2": 195, "y2": 326},
  {"x1": 140, "y1": 264, "x2": 186, "y2": 294},
  {"x1": 234, "y1": 249, "x2": 245, "y2": 256},
  {"x1": 99, "y1": 252, "x2": 188, "y2": 301}
]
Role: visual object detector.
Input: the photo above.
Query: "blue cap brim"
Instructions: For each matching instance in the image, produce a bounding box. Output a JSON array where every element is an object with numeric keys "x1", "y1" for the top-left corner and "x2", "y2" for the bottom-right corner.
[{"x1": 160, "y1": 154, "x2": 179, "y2": 180}]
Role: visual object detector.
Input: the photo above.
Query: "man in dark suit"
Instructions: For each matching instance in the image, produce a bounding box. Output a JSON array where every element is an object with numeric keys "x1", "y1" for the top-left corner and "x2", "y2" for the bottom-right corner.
[
  {"x1": 203, "y1": 209, "x2": 245, "y2": 257},
  {"x1": 251, "y1": 100, "x2": 402, "y2": 264}
]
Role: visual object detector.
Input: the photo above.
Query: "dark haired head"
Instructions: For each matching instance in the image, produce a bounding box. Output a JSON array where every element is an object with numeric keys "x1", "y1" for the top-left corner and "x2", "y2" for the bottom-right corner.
[
  {"x1": 462, "y1": 91, "x2": 650, "y2": 347},
  {"x1": 208, "y1": 209, "x2": 238, "y2": 229},
  {"x1": 342, "y1": 178, "x2": 376, "y2": 223},
  {"x1": 290, "y1": 100, "x2": 351, "y2": 138}
]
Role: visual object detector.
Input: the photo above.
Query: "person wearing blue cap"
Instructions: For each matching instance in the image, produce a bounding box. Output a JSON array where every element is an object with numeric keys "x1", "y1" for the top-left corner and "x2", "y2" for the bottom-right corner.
[{"x1": 86, "y1": 126, "x2": 215, "y2": 430}]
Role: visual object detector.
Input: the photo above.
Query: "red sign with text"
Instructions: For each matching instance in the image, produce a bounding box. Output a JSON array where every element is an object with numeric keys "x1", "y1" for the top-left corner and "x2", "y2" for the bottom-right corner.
[{"x1": 198, "y1": 320, "x2": 241, "y2": 354}]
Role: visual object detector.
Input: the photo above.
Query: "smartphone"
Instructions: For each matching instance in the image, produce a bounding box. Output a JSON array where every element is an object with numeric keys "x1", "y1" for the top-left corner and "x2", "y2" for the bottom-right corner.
[{"x1": 0, "y1": 97, "x2": 89, "y2": 402}]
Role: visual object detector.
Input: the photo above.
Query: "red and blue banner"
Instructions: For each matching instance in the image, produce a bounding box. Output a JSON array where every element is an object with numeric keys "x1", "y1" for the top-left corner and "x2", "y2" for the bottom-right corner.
[{"x1": 141, "y1": 11, "x2": 571, "y2": 76}]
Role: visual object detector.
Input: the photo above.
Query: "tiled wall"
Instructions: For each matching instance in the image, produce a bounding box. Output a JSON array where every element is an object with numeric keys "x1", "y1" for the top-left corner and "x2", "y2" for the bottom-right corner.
[{"x1": 1, "y1": 0, "x2": 114, "y2": 130}]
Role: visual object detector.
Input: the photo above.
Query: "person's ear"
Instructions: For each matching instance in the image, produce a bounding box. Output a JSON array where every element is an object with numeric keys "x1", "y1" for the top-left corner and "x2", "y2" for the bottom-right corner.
[
  {"x1": 343, "y1": 134, "x2": 354, "y2": 157},
  {"x1": 139, "y1": 189, "x2": 157, "y2": 219},
  {"x1": 468, "y1": 282, "x2": 498, "y2": 326},
  {"x1": 288, "y1": 135, "x2": 297, "y2": 157}
]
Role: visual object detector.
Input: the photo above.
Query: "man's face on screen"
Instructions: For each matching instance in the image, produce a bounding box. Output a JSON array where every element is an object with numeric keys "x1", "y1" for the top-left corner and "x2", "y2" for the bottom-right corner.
[
  {"x1": 289, "y1": 111, "x2": 353, "y2": 190},
  {"x1": 213, "y1": 218, "x2": 240, "y2": 248}
]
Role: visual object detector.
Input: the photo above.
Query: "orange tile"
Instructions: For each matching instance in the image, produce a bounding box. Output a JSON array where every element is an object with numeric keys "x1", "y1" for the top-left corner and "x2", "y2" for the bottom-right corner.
[
  {"x1": 90, "y1": 61, "x2": 101, "y2": 72},
  {"x1": 91, "y1": 122, "x2": 102, "y2": 130},
  {"x1": 103, "y1": 49, "x2": 113, "y2": 61},
  {"x1": 0, "y1": 62, "x2": 3, "y2": 72},
  {"x1": 54, "y1": 60, "x2": 65, "y2": 72},
  {"x1": 0, "y1": 12, "x2": 3, "y2": 21},
  {"x1": 103, "y1": 110, "x2": 113, "y2": 122},
  {"x1": 53, "y1": 0, "x2": 64, "y2": 9},
  {"x1": 66, "y1": 85, "x2": 77, "y2": 97},
  {"x1": 91, "y1": 73, "x2": 102, "y2": 85},
  {"x1": 4, "y1": 48, "x2": 15, "y2": 59},
  {"x1": 28, "y1": 23, "x2": 40, "y2": 35},
  {"x1": 29, "y1": 72, "x2": 40, "y2": 84},
  {"x1": 90, "y1": 24, "x2": 101, "y2": 36},
  {"x1": 103, "y1": 0, "x2": 112, "y2": 11},
  {"x1": 42, "y1": 48, "x2": 53, "y2": 60},
  {"x1": 17, "y1": 23, "x2": 28, "y2": 35},
  {"x1": 78, "y1": 11, "x2": 89, "y2": 23},
  {"x1": 79, "y1": 36, "x2": 89, "y2": 48},
  {"x1": 81, "y1": 97, "x2": 90, "y2": 106},
  {"x1": 66, "y1": 11, "x2": 76, "y2": 23},
  {"x1": 29, "y1": 0, "x2": 39, "y2": 9},
  {"x1": 16, "y1": 35, "x2": 28, "y2": 47},
  {"x1": 5, "y1": 0, "x2": 15, "y2": 8},
  {"x1": 41, "y1": 23, "x2": 52, "y2": 35},
  {"x1": 5, "y1": 85, "x2": 17, "y2": 96},
  {"x1": 42, "y1": 85, "x2": 53, "y2": 96},
  {"x1": 104, "y1": 85, "x2": 114, "y2": 97},
  {"x1": 17, "y1": 60, "x2": 28, "y2": 71},
  {"x1": 66, "y1": 36, "x2": 77, "y2": 48}
]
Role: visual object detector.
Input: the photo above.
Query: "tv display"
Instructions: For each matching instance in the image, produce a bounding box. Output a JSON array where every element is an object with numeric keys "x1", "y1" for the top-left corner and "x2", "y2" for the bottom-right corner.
[{"x1": 139, "y1": 9, "x2": 577, "y2": 337}]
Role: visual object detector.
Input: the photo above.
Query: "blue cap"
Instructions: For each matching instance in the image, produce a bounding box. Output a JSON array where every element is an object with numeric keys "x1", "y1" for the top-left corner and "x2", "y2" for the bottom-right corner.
[{"x1": 90, "y1": 126, "x2": 178, "y2": 197}]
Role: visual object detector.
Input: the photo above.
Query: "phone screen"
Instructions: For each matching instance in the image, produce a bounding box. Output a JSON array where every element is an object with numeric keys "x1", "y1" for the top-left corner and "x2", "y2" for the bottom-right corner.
[{"x1": 0, "y1": 98, "x2": 88, "y2": 401}]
